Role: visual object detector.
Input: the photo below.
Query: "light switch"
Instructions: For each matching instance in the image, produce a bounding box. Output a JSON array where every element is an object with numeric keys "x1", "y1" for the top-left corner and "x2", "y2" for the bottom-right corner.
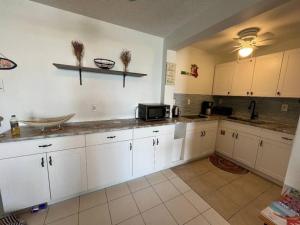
[
  {"x1": 187, "y1": 99, "x2": 191, "y2": 105},
  {"x1": 281, "y1": 104, "x2": 288, "y2": 112}
]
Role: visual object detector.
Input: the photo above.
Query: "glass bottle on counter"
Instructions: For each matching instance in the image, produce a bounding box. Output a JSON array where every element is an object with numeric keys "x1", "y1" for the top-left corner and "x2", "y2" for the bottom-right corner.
[{"x1": 10, "y1": 115, "x2": 20, "y2": 137}]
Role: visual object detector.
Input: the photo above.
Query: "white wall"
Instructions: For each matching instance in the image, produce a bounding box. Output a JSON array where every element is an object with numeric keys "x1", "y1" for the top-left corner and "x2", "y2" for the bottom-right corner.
[
  {"x1": 0, "y1": 0, "x2": 164, "y2": 132},
  {"x1": 175, "y1": 47, "x2": 215, "y2": 94},
  {"x1": 285, "y1": 117, "x2": 300, "y2": 190}
]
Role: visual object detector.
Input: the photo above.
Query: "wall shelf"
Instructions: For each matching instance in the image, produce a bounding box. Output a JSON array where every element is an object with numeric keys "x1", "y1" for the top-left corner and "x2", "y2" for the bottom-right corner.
[{"x1": 53, "y1": 63, "x2": 147, "y2": 87}]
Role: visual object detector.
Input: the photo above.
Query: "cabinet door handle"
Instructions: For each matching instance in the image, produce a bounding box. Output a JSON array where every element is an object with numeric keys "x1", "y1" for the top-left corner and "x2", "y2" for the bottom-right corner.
[
  {"x1": 282, "y1": 137, "x2": 293, "y2": 141},
  {"x1": 250, "y1": 91, "x2": 253, "y2": 95},
  {"x1": 153, "y1": 139, "x2": 155, "y2": 146},
  {"x1": 260, "y1": 140, "x2": 263, "y2": 147},
  {"x1": 107, "y1": 136, "x2": 116, "y2": 139},
  {"x1": 156, "y1": 138, "x2": 159, "y2": 145},
  {"x1": 203, "y1": 131, "x2": 206, "y2": 136},
  {"x1": 130, "y1": 142, "x2": 132, "y2": 151},
  {"x1": 236, "y1": 133, "x2": 239, "y2": 139},
  {"x1": 246, "y1": 91, "x2": 249, "y2": 95},
  {"x1": 153, "y1": 130, "x2": 159, "y2": 133},
  {"x1": 277, "y1": 91, "x2": 281, "y2": 96},
  {"x1": 220, "y1": 130, "x2": 225, "y2": 135},
  {"x1": 232, "y1": 132, "x2": 235, "y2": 138},
  {"x1": 49, "y1": 156, "x2": 53, "y2": 166},
  {"x1": 38, "y1": 144, "x2": 52, "y2": 148},
  {"x1": 227, "y1": 91, "x2": 230, "y2": 95},
  {"x1": 41, "y1": 157, "x2": 45, "y2": 167}
]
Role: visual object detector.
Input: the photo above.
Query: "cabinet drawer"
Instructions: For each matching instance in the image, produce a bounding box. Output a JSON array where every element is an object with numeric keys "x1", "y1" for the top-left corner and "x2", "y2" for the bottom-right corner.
[
  {"x1": 0, "y1": 135, "x2": 85, "y2": 159},
  {"x1": 86, "y1": 129, "x2": 133, "y2": 146},
  {"x1": 133, "y1": 125, "x2": 175, "y2": 139},
  {"x1": 186, "y1": 121, "x2": 218, "y2": 132},
  {"x1": 219, "y1": 120, "x2": 261, "y2": 136},
  {"x1": 260, "y1": 128, "x2": 294, "y2": 144}
]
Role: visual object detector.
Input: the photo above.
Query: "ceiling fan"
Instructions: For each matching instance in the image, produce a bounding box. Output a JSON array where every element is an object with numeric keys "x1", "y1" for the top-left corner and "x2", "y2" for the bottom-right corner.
[{"x1": 232, "y1": 27, "x2": 275, "y2": 58}]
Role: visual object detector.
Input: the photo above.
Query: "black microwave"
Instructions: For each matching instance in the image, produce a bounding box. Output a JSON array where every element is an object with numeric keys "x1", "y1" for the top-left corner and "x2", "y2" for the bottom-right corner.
[{"x1": 138, "y1": 104, "x2": 170, "y2": 121}]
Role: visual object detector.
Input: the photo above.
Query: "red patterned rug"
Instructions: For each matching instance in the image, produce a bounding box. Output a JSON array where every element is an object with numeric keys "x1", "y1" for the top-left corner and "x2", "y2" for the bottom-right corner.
[{"x1": 209, "y1": 154, "x2": 249, "y2": 174}]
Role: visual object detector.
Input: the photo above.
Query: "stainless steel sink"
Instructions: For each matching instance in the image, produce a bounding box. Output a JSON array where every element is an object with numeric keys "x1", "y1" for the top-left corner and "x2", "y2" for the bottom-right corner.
[{"x1": 183, "y1": 115, "x2": 208, "y2": 119}]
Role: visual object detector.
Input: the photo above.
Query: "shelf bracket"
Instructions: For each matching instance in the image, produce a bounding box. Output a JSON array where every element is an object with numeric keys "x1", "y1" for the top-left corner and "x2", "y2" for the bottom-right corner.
[
  {"x1": 123, "y1": 73, "x2": 126, "y2": 88},
  {"x1": 79, "y1": 67, "x2": 82, "y2": 85}
]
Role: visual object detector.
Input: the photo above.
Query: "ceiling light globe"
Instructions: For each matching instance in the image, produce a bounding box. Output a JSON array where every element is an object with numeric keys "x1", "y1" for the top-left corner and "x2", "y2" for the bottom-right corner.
[{"x1": 238, "y1": 47, "x2": 253, "y2": 58}]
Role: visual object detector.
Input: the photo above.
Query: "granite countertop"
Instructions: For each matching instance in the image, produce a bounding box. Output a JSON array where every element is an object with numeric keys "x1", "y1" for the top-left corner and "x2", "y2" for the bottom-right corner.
[
  {"x1": 223, "y1": 117, "x2": 297, "y2": 135},
  {"x1": 0, "y1": 115, "x2": 296, "y2": 143}
]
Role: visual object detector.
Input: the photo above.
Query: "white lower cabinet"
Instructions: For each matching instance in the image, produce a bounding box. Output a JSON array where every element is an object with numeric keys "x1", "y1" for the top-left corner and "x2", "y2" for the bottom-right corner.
[
  {"x1": 233, "y1": 132, "x2": 260, "y2": 168},
  {"x1": 216, "y1": 121, "x2": 294, "y2": 182},
  {"x1": 155, "y1": 133, "x2": 174, "y2": 171},
  {"x1": 0, "y1": 154, "x2": 50, "y2": 212},
  {"x1": 255, "y1": 139, "x2": 292, "y2": 181},
  {"x1": 86, "y1": 141, "x2": 133, "y2": 189},
  {"x1": 133, "y1": 137, "x2": 155, "y2": 177},
  {"x1": 216, "y1": 127, "x2": 235, "y2": 158},
  {"x1": 184, "y1": 121, "x2": 218, "y2": 161},
  {"x1": 47, "y1": 148, "x2": 87, "y2": 201},
  {"x1": 133, "y1": 133, "x2": 175, "y2": 176},
  {"x1": 184, "y1": 130, "x2": 202, "y2": 160}
]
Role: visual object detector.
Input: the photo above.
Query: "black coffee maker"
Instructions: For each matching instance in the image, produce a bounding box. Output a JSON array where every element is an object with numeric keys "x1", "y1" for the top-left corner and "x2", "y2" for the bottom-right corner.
[{"x1": 201, "y1": 101, "x2": 214, "y2": 115}]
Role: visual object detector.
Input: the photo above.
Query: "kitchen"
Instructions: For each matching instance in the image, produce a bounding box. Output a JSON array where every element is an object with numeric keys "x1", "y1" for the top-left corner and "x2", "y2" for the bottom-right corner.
[{"x1": 1, "y1": 0, "x2": 300, "y2": 225}]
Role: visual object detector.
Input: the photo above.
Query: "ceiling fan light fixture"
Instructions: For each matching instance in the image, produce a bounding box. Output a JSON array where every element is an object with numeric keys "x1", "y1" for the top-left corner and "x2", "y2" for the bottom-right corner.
[{"x1": 238, "y1": 47, "x2": 253, "y2": 58}]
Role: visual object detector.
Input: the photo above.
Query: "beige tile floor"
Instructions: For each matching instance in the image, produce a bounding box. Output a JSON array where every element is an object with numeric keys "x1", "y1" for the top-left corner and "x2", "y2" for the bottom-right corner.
[
  {"x1": 17, "y1": 158, "x2": 280, "y2": 225},
  {"x1": 172, "y1": 158, "x2": 282, "y2": 225}
]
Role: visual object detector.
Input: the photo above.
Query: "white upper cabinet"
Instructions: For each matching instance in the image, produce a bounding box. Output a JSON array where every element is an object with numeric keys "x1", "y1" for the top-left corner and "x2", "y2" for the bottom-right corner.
[
  {"x1": 213, "y1": 62, "x2": 236, "y2": 96},
  {"x1": 277, "y1": 48, "x2": 300, "y2": 98},
  {"x1": 213, "y1": 48, "x2": 300, "y2": 98},
  {"x1": 251, "y1": 52, "x2": 283, "y2": 97},
  {"x1": 231, "y1": 58, "x2": 255, "y2": 96}
]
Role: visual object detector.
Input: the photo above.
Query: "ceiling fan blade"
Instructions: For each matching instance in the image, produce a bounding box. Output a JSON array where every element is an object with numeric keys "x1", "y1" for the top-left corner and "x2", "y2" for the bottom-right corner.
[
  {"x1": 231, "y1": 48, "x2": 241, "y2": 52},
  {"x1": 255, "y1": 40, "x2": 276, "y2": 46},
  {"x1": 258, "y1": 32, "x2": 275, "y2": 40}
]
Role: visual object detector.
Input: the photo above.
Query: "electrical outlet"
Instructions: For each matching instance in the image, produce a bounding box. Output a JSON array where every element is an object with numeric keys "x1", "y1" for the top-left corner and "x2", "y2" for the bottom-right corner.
[
  {"x1": 91, "y1": 105, "x2": 97, "y2": 111},
  {"x1": 187, "y1": 99, "x2": 191, "y2": 105},
  {"x1": 281, "y1": 104, "x2": 288, "y2": 112}
]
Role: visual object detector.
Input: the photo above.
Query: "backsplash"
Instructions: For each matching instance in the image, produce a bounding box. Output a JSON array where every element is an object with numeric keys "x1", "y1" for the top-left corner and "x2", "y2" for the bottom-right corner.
[
  {"x1": 174, "y1": 94, "x2": 213, "y2": 115},
  {"x1": 174, "y1": 94, "x2": 300, "y2": 125},
  {"x1": 214, "y1": 96, "x2": 300, "y2": 125}
]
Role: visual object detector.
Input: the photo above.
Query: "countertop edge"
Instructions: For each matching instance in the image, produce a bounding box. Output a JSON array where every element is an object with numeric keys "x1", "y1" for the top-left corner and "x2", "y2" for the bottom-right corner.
[{"x1": 0, "y1": 116, "x2": 295, "y2": 144}]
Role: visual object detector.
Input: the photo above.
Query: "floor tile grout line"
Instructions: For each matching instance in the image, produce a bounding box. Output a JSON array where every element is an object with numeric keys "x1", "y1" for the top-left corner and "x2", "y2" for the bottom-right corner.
[
  {"x1": 44, "y1": 213, "x2": 78, "y2": 225},
  {"x1": 227, "y1": 182, "x2": 277, "y2": 221},
  {"x1": 131, "y1": 189, "x2": 147, "y2": 225},
  {"x1": 127, "y1": 176, "x2": 151, "y2": 194},
  {"x1": 105, "y1": 189, "x2": 113, "y2": 225},
  {"x1": 44, "y1": 198, "x2": 80, "y2": 224},
  {"x1": 150, "y1": 180, "x2": 181, "y2": 225}
]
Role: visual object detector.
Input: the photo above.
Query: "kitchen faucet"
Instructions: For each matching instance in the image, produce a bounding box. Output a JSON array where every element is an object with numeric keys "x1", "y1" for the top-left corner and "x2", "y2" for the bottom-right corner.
[{"x1": 248, "y1": 100, "x2": 258, "y2": 120}]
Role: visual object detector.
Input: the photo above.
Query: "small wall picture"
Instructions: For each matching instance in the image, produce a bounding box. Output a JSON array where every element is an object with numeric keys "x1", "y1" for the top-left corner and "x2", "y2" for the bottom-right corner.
[
  {"x1": 166, "y1": 62, "x2": 176, "y2": 85},
  {"x1": 181, "y1": 64, "x2": 199, "y2": 78}
]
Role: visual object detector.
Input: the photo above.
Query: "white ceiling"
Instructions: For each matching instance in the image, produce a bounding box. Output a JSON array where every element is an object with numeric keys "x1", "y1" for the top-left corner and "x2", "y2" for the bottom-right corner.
[
  {"x1": 30, "y1": 0, "x2": 223, "y2": 37},
  {"x1": 192, "y1": 0, "x2": 300, "y2": 58}
]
